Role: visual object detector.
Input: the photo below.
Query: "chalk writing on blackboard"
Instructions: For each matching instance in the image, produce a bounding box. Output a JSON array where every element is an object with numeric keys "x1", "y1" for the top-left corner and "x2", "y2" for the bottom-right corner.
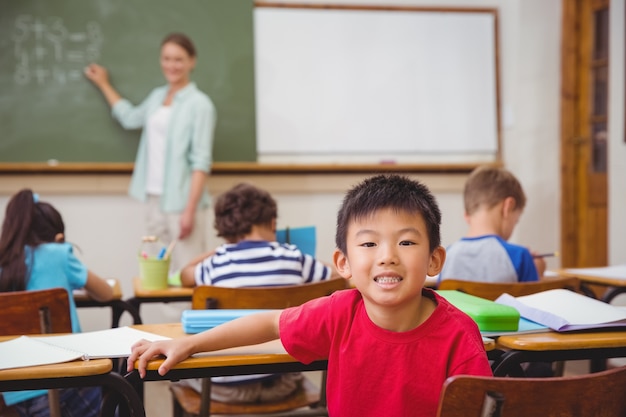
[{"x1": 12, "y1": 15, "x2": 102, "y2": 86}]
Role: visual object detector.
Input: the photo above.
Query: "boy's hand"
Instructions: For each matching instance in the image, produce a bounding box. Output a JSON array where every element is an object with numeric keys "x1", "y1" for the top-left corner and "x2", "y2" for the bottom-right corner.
[
  {"x1": 530, "y1": 250, "x2": 548, "y2": 277},
  {"x1": 127, "y1": 338, "x2": 192, "y2": 378}
]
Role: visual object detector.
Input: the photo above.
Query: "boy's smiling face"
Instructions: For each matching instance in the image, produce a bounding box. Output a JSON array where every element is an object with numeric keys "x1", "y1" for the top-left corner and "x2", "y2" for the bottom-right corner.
[{"x1": 334, "y1": 207, "x2": 445, "y2": 319}]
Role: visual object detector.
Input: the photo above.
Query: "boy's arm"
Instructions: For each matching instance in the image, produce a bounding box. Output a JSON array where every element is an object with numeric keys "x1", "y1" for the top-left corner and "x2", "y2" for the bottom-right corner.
[
  {"x1": 180, "y1": 249, "x2": 217, "y2": 287},
  {"x1": 128, "y1": 310, "x2": 282, "y2": 377}
]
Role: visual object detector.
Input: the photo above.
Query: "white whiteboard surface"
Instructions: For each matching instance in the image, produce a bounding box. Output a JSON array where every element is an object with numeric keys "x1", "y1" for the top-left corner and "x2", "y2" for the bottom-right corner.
[{"x1": 254, "y1": 7, "x2": 499, "y2": 164}]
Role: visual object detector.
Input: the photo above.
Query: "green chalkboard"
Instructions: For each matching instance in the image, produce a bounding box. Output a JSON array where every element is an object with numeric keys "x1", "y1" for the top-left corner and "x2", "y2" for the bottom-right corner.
[{"x1": 0, "y1": 0, "x2": 256, "y2": 164}]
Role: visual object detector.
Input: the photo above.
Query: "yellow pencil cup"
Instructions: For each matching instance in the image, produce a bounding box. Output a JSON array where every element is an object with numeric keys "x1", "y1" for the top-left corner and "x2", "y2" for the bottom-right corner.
[{"x1": 138, "y1": 257, "x2": 170, "y2": 290}]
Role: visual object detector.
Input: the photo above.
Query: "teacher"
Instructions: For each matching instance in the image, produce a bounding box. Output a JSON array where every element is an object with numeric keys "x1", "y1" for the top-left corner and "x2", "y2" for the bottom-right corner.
[{"x1": 84, "y1": 32, "x2": 216, "y2": 274}]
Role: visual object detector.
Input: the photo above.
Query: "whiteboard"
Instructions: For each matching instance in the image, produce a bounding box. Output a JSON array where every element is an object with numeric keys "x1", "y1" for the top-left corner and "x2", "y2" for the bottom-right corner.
[{"x1": 254, "y1": 6, "x2": 499, "y2": 164}]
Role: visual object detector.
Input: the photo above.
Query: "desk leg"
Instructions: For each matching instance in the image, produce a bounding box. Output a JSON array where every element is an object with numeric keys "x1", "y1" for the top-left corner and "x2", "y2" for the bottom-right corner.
[
  {"x1": 601, "y1": 286, "x2": 626, "y2": 303},
  {"x1": 101, "y1": 372, "x2": 145, "y2": 417},
  {"x1": 111, "y1": 300, "x2": 143, "y2": 327}
]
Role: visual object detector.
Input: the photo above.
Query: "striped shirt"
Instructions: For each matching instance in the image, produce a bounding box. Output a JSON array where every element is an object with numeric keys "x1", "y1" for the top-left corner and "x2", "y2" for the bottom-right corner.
[
  {"x1": 194, "y1": 240, "x2": 331, "y2": 287},
  {"x1": 193, "y1": 239, "x2": 332, "y2": 385}
]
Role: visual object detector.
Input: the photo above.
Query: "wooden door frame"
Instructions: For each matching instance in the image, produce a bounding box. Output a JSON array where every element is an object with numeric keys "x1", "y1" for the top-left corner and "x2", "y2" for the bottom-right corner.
[
  {"x1": 560, "y1": 0, "x2": 609, "y2": 268},
  {"x1": 561, "y1": 0, "x2": 585, "y2": 268}
]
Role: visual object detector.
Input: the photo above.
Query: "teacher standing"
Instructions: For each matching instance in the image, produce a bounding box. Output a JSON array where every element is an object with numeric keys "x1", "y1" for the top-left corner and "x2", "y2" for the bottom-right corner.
[{"x1": 85, "y1": 32, "x2": 216, "y2": 274}]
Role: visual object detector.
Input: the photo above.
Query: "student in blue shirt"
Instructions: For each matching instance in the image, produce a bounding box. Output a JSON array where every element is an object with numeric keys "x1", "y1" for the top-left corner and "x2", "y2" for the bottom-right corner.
[
  {"x1": 84, "y1": 32, "x2": 217, "y2": 274},
  {"x1": 438, "y1": 165, "x2": 546, "y2": 284},
  {"x1": 0, "y1": 189, "x2": 114, "y2": 417}
]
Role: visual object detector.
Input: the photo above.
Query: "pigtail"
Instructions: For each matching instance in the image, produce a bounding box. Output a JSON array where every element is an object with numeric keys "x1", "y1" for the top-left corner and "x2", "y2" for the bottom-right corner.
[{"x1": 0, "y1": 189, "x2": 37, "y2": 291}]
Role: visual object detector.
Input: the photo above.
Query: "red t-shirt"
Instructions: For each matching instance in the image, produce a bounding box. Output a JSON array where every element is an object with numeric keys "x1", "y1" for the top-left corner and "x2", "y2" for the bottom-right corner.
[{"x1": 280, "y1": 288, "x2": 492, "y2": 417}]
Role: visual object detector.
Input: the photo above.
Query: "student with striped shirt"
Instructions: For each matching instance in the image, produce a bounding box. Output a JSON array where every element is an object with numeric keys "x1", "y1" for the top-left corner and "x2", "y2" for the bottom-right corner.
[{"x1": 178, "y1": 182, "x2": 339, "y2": 403}]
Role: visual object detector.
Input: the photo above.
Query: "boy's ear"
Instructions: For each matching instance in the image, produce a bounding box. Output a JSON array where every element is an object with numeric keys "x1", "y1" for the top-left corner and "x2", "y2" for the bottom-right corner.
[
  {"x1": 333, "y1": 249, "x2": 352, "y2": 279},
  {"x1": 427, "y1": 246, "x2": 446, "y2": 276},
  {"x1": 54, "y1": 233, "x2": 65, "y2": 243},
  {"x1": 502, "y1": 196, "x2": 517, "y2": 217}
]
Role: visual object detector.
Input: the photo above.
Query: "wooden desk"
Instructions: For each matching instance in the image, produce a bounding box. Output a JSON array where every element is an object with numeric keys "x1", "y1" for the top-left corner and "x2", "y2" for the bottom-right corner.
[
  {"x1": 125, "y1": 278, "x2": 194, "y2": 320},
  {"x1": 74, "y1": 278, "x2": 142, "y2": 327},
  {"x1": 555, "y1": 266, "x2": 626, "y2": 303},
  {"x1": 491, "y1": 330, "x2": 626, "y2": 376},
  {"x1": 0, "y1": 343, "x2": 143, "y2": 417},
  {"x1": 127, "y1": 323, "x2": 495, "y2": 378}
]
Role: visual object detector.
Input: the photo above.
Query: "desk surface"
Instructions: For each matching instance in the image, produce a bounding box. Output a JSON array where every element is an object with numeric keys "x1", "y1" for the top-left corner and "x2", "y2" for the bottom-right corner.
[
  {"x1": 496, "y1": 330, "x2": 626, "y2": 351},
  {"x1": 73, "y1": 278, "x2": 123, "y2": 301},
  {"x1": 132, "y1": 323, "x2": 495, "y2": 372},
  {"x1": 0, "y1": 358, "x2": 112, "y2": 381},
  {"x1": 132, "y1": 278, "x2": 194, "y2": 299},
  {"x1": 0, "y1": 334, "x2": 114, "y2": 379},
  {"x1": 555, "y1": 265, "x2": 626, "y2": 287},
  {"x1": 132, "y1": 323, "x2": 310, "y2": 372}
]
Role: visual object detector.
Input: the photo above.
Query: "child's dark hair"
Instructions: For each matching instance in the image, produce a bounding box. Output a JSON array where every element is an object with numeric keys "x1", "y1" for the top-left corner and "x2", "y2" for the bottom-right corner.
[
  {"x1": 213, "y1": 183, "x2": 277, "y2": 243},
  {"x1": 335, "y1": 174, "x2": 442, "y2": 254},
  {"x1": 0, "y1": 189, "x2": 65, "y2": 291}
]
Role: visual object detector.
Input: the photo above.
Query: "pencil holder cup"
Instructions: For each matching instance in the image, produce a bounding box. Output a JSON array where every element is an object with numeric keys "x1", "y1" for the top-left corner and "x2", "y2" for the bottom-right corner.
[
  {"x1": 138, "y1": 236, "x2": 169, "y2": 290},
  {"x1": 138, "y1": 257, "x2": 170, "y2": 290}
]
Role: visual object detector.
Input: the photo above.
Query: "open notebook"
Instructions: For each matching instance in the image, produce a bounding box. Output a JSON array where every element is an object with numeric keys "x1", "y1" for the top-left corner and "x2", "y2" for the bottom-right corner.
[
  {"x1": 496, "y1": 289, "x2": 626, "y2": 332},
  {"x1": 0, "y1": 326, "x2": 170, "y2": 371}
]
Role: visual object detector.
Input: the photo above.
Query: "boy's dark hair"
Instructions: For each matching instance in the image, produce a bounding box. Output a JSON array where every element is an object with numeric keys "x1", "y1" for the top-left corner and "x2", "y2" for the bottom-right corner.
[
  {"x1": 464, "y1": 165, "x2": 526, "y2": 215},
  {"x1": 161, "y1": 32, "x2": 197, "y2": 57},
  {"x1": 214, "y1": 183, "x2": 278, "y2": 243},
  {"x1": 0, "y1": 189, "x2": 65, "y2": 291},
  {"x1": 335, "y1": 174, "x2": 442, "y2": 254}
]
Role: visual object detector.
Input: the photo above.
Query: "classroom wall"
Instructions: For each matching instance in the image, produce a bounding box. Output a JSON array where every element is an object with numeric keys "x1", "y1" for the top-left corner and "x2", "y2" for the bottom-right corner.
[
  {"x1": 609, "y1": 0, "x2": 626, "y2": 265},
  {"x1": 1, "y1": 0, "x2": 624, "y2": 329}
]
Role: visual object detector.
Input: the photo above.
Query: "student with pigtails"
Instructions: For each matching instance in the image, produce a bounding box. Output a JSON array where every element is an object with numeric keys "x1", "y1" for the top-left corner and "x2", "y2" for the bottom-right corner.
[{"x1": 0, "y1": 189, "x2": 113, "y2": 417}]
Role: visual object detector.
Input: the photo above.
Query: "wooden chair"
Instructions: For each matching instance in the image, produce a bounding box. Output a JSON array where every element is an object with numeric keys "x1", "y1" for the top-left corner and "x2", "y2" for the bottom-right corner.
[
  {"x1": 171, "y1": 278, "x2": 348, "y2": 417},
  {"x1": 437, "y1": 277, "x2": 582, "y2": 301},
  {"x1": 0, "y1": 287, "x2": 73, "y2": 417},
  {"x1": 436, "y1": 365, "x2": 626, "y2": 417}
]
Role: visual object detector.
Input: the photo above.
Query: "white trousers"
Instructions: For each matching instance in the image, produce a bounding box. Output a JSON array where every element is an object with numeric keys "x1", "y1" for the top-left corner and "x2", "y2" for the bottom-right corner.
[{"x1": 145, "y1": 195, "x2": 208, "y2": 274}]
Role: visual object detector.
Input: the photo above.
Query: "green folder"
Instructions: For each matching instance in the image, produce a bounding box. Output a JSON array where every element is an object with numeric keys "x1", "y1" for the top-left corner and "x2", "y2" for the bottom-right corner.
[{"x1": 436, "y1": 290, "x2": 520, "y2": 331}]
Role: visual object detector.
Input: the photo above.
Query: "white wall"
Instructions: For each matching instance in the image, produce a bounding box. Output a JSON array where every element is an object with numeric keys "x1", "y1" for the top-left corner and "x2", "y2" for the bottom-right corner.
[
  {"x1": 609, "y1": 0, "x2": 626, "y2": 265},
  {"x1": 1, "y1": 0, "x2": 606, "y2": 330}
]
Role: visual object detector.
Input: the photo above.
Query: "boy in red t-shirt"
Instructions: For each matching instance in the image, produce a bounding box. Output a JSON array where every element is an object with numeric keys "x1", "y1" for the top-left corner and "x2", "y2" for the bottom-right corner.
[{"x1": 128, "y1": 174, "x2": 492, "y2": 416}]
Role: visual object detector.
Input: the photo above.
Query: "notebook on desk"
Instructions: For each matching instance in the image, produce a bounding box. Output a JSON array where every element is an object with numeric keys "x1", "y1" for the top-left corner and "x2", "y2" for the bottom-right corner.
[{"x1": 496, "y1": 289, "x2": 626, "y2": 332}]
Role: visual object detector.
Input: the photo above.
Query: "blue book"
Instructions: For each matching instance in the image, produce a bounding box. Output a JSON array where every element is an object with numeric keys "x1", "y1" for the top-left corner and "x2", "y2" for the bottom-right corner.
[
  {"x1": 276, "y1": 226, "x2": 316, "y2": 257},
  {"x1": 181, "y1": 309, "x2": 273, "y2": 334}
]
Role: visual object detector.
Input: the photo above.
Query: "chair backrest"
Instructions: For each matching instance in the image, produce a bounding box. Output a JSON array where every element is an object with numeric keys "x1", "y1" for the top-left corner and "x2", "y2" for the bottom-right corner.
[
  {"x1": 0, "y1": 287, "x2": 72, "y2": 335},
  {"x1": 192, "y1": 278, "x2": 348, "y2": 310},
  {"x1": 437, "y1": 277, "x2": 581, "y2": 301},
  {"x1": 436, "y1": 366, "x2": 626, "y2": 417},
  {"x1": 0, "y1": 287, "x2": 72, "y2": 417}
]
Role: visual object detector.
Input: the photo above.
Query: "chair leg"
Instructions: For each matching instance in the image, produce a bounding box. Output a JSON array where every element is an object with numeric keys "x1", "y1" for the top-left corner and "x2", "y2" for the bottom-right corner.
[
  {"x1": 553, "y1": 361, "x2": 565, "y2": 377},
  {"x1": 198, "y1": 378, "x2": 212, "y2": 417},
  {"x1": 172, "y1": 392, "x2": 184, "y2": 417},
  {"x1": 48, "y1": 389, "x2": 62, "y2": 417}
]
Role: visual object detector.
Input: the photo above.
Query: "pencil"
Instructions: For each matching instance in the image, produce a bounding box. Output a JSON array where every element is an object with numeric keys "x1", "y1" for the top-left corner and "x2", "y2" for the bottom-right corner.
[
  {"x1": 533, "y1": 251, "x2": 559, "y2": 258},
  {"x1": 163, "y1": 240, "x2": 177, "y2": 259}
]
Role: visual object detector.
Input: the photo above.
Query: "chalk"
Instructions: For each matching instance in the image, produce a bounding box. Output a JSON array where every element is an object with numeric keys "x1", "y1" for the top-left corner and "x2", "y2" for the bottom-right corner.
[{"x1": 47, "y1": 159, "x2": 59, "y2": 166}]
